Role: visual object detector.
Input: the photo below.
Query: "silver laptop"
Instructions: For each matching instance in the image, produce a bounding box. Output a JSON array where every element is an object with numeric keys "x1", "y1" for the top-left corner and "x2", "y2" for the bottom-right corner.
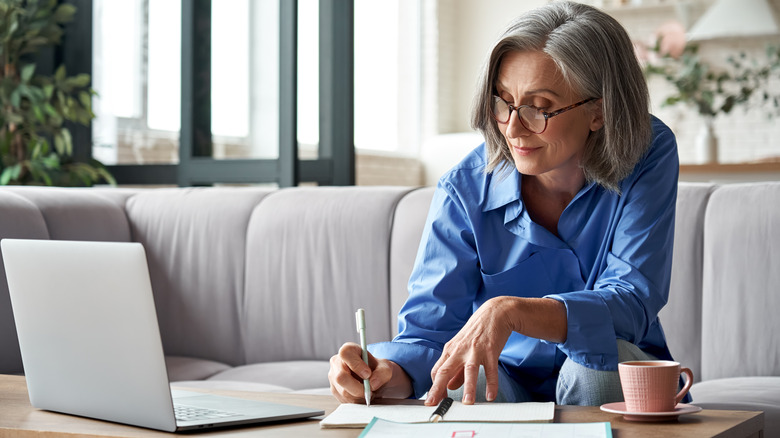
[{"x1": 1, "y1": 238, "x2": 324, "y2": 432}]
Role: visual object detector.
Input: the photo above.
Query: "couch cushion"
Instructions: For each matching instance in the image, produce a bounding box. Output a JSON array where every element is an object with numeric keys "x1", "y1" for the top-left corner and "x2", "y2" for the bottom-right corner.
[
  {"x1": 2, "y1": 186, "x2": 133, "y2": 242},
  {"x1": 0, "y1": 191, "x2": 49, "y2": 374},
  {"x1": 242, "y1": 187, "x2": 413, "y2": 364},
  {"x1": 171, "y1": 380, "x2": 294, "y2": 393},
  {"x1": 389, "y1": 187, "x2": 435, "y2": 337},
  {"x1": 125, "y1": 187, "x2": 274, "y2": 366},
  {"x1": 700, "y1": 182, "x2": 780, "y2": 381},
  {"x1": 691, "y1": 377, "x2": 780, "y2": 437},
  {"x1": 659, "y1": 182, "x2": 715, "y2": 382},
  {"x1": 165, "y1": 355, "x2": 232, "y2": 381},
  {"x1": 206, "y1": 360, "x2": 331, "y2": 391}
]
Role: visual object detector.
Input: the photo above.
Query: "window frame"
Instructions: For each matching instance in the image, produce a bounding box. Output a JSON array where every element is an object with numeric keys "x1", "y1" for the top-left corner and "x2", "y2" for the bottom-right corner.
[{"x1": 62, "y1": 0, "x2": 354, "y2": 187}]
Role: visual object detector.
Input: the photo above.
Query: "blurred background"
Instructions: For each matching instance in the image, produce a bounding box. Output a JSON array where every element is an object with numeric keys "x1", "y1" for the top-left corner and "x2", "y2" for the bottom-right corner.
[{"x1": 88, "y1": 0, "x2": 780, "y2": 186}]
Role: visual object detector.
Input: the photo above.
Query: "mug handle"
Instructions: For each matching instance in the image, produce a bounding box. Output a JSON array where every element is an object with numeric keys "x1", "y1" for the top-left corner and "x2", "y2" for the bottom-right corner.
[{"x1": 674, "y1": 367, "x2": 694, "y2": 405}]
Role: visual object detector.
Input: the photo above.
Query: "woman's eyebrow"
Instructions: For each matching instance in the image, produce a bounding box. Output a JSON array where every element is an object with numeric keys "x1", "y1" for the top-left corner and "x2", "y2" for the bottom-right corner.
[
  {"x1": 494, "y1": 82, "x2": 561, "y2": 98},
  {"x1": 523, "y1": 88, "x2": 561, "y2": 98}
]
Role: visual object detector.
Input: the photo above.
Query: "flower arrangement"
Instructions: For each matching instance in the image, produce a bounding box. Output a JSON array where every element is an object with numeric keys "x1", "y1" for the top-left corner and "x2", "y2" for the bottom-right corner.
[{"x1": 639, "y1": 22, "x2": 780, "y2": 119}]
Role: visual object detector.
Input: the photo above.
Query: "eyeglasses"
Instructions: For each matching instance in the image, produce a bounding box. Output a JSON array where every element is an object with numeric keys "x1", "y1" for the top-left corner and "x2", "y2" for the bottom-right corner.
[{"x1": 490, "y1": 96, "x2": 598, "y2": 134}]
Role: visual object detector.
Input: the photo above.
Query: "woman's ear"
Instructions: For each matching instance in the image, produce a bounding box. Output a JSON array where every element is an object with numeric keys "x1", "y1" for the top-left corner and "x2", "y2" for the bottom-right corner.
[{"x1": 590, "y1": 99, "x2": 605, "y2": 132}]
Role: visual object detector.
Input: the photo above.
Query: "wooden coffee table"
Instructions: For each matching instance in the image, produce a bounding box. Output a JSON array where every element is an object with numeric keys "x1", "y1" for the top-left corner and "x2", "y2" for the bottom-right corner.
[{"x1": 0, "y1": 374, "x2": 763, "y2": 437}]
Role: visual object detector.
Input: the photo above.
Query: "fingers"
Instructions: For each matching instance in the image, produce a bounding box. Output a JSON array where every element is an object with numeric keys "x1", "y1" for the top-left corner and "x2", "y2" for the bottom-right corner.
[
  {"x1": 425, "y1": 362, "x2": 453, "y2": 406},
  {"x1": 328, "y1": 343, "x2": 372, "y2": 404},
  {"x1": 461, "y1": 361, "x2": 479, "y2": 405},
  {"x1": 483, "y1": 361, "x2": 499, "y2": 402},
  {"x1": 328, "y1": 343, "x2": 397, "y2": 404},
  {"x1": 340, "y1": 342, "x2": 371, "y2": 379}
]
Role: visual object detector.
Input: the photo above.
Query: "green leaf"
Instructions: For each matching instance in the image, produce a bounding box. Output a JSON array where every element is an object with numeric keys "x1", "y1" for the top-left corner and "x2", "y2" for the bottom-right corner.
[
  {"x1": 43, "y1": 102, "x2": 58, "y2": 117},
  {"x1": 0, "y1": 164, "x2": 21, "y2": 185},
  {"x1": 20, "y1": 63, "x2": 36, "y2": 83},
  {"x1": 53, "y1": 4, "x2": 77, "y2": 24},
  {"x1": 31, "y1": 138, "x2": 42, "y2": 159},
  {"x1": 10, "y1": 88, "x2": 20, "y2": 107},
  {"x1": 32, "y1": 105, "x2": 44, "y2": 122},
  {"x1": 61, "y1": 127, "x2": 72, "y2": 155},
  {"x1": 54, "y1": 64, "x2": 66, "y2": 82},
  {"x1": 53, "y1": 132, "x2": 65, "y2": 155},
  {"x1": 39, "y1": 137, "x2": 50, "y2": 156},
  {"x1": 67, "y1": 73, "x2": 90, "y2": 88},
  {"x1": 42, "y1": 153, "x2": 59, "y2": 169},
  {"x1": 1, "y1": 169, "x2": 12, "y2": 185},
  {"x1": 78, "y1": 90, "x2": 91, "y2": 109}
]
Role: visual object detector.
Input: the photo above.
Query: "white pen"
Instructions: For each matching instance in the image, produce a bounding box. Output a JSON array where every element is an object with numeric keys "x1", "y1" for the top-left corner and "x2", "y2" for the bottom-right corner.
[{"x1": 355, "y1": 308, "x2": 371, "y2": 406}]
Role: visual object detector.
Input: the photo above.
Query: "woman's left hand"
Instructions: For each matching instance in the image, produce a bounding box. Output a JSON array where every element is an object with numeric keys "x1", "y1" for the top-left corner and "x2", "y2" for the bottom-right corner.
[{"x1": 425, "y1": 296, "x2": 518, "y2": 406}]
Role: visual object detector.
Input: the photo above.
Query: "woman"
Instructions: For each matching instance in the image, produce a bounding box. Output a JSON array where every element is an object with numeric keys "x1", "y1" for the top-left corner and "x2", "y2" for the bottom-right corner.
[{"x1": 329, "y1": 1, "x2": 680, "y2": 407}]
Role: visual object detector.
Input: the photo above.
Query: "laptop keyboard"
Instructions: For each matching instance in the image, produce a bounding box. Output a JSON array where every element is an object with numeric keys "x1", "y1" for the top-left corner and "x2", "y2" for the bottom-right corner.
[{"x1": 174, "y1": 404, "x2": 241, "y2": 422}]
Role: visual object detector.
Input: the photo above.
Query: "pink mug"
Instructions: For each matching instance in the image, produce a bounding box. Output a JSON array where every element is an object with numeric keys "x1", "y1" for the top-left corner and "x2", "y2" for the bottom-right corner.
[{"x1": 618, "y1": 360, "x2": 693, "y2": 413}]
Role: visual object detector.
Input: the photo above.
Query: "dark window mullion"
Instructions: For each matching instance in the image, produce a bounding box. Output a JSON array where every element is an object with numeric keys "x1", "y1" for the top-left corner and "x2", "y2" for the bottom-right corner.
[
  {"x1": 318, "y1": 0, "x2": 354, "y2": 186},
  {"x1": 180, "y1": 0, "x2": 212, "y2": 186},
  {"x1": 60, "y1": 0, "x2": 94, "y2": 164},
  {"x1": 279, "y1": 0, "x2": 298, "y2": 187}
]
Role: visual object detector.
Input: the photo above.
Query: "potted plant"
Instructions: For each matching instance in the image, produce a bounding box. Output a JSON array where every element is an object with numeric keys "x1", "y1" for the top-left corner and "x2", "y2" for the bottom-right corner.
[
  {"x1": 640, "y1": 23, "x2": 780, "y2": 163},
  {"x1": 0, "y1": 0, "x2": 114, "y2": 186}
]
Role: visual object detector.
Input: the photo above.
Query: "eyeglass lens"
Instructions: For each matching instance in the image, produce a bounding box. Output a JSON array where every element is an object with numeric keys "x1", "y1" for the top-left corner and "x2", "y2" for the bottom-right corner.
[{"x1": 491, "y1": 97, "x2": 546, "y2": 133}]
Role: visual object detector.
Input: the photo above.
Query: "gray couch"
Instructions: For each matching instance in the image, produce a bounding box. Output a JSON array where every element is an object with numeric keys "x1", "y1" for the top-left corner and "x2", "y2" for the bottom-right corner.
[{"x1": 0, "y1": 183, "x2": 778, "y2": 434}]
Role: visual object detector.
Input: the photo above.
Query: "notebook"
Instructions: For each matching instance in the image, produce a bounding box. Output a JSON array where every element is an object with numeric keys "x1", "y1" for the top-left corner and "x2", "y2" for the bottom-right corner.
[
  {"x1": 1, "y1": 238, "x2": 324, "y2": 432},
  {"x1": 320, "y1": 400, "x2": 555, "y2": 428}
]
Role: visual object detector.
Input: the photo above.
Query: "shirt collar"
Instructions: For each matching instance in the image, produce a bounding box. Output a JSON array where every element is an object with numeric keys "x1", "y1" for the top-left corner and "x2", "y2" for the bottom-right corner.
[
  {"x1": 482, "y1": 164, "x2": 522, "y2": 212},
  {"x1": 484, "y1": 164, "x2": 599, "y2": 210}
]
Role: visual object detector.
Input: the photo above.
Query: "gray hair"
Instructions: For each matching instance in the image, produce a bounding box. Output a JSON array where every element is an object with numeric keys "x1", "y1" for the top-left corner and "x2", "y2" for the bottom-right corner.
[{"x1": 471, "y1": 1, "x2": 652, "y2": 192}]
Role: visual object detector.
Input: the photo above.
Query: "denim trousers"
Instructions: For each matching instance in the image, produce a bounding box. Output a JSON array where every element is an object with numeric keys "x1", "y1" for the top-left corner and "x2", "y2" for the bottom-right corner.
[{"x1": 446, "y1": 339, "x2": 656, "y2": 405}]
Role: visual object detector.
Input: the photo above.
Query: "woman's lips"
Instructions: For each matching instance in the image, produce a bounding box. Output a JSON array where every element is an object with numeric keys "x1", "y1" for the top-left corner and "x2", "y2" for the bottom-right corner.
[{"x1": 512, "y1": 145, "x2": 541, "y2": 156}]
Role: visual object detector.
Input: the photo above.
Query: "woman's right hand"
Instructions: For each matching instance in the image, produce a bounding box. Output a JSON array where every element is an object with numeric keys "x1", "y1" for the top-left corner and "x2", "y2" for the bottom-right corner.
[{"x1": 328, "y1": 342, "x2": 413, "y2": 403}]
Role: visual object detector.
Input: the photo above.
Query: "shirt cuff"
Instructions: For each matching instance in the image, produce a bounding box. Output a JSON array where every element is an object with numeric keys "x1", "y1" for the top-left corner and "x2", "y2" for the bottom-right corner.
[
  {"x1": 368, "y1": 341, "x2": 442, "y2": 399},
  {"x1": 544, "y1": 293, "x2": 619, "y2": 371}
]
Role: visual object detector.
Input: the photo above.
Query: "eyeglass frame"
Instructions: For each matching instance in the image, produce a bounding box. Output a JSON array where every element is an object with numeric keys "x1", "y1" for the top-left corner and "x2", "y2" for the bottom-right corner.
[{"x1": 490, "y1": 96, "x2": 599, "y2": 134}]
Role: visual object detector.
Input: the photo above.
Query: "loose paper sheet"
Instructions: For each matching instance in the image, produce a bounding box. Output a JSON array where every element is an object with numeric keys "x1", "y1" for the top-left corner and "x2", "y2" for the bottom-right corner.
[{"x1": 358, "y1": 418, "x2": 612, "y2": 438}]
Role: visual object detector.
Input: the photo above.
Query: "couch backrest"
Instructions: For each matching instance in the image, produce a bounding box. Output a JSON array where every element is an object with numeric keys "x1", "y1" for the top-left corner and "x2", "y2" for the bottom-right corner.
[
  {"x1": 2, "y1": 182, "x2": 777, "y2": 382},
  {"x1": 125, "y1": 187, "x2": 274, "y2": 366},
  {"x1": 389, "y1": 187, "x2": 435, "y2": 337},
  {"x1": 242, "y1": 187, "x2": 414, "y2": 364},
  {"x1": 660, "y1": 182, "x2": 715, "y2": 382},
  {"x1": 700, "y1": 182, "x2": 780, "y2": 381}
]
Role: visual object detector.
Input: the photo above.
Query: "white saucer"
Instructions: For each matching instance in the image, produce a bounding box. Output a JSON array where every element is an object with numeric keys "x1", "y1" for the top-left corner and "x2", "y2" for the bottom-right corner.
[{"x1": 600, "y1": 402, "x2": 702, "y2": 422}]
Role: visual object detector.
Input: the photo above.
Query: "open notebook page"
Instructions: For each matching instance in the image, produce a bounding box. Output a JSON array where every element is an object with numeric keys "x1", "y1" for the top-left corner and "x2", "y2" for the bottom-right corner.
[{"x1": 320, "y1": 401, "x2": 555, "y2": 428}]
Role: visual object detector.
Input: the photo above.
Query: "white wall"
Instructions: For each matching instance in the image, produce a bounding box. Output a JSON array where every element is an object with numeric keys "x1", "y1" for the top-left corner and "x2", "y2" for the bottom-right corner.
[{"x1": 437, "y1": 0, "x2": 546, "y2": 134}]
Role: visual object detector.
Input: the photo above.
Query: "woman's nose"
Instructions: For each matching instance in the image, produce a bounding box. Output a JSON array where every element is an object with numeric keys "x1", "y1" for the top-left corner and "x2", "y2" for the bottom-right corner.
[{"x1": 505, "y1": 110, "x2": 530, "y2": 139}]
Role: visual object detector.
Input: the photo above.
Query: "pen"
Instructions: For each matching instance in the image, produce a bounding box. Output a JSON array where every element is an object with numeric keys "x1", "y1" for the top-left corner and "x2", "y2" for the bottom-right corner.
[
  {"x1": 429, "y1": 397, "x2": 454, "y2": 423},
  {"x1": 355, "y1": 308, "x2": 371, "y2": 406}
]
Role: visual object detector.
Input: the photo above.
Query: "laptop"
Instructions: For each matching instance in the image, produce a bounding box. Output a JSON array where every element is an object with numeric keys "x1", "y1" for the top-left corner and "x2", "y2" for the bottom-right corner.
[{"x1": 1, "y1": 238, "x2": 324, "y2": 432}]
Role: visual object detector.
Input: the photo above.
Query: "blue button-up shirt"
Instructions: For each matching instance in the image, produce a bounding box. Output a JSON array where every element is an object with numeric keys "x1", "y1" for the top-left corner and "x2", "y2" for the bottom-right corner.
[{"x1": 370, "y1": 116, "x2": 679, "y2": 400}]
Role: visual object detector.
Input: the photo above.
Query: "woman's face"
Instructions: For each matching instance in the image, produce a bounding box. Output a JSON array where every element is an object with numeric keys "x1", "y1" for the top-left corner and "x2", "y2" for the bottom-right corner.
[{"x1": 494, "y1": 50, "x2": 602, "y2": 182}]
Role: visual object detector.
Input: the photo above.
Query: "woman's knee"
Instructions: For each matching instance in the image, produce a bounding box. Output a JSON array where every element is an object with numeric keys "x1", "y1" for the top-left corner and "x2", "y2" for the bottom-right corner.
[
  {"x1": 556, "y1": 356, "x2": 623, "y2": 406},
  {"x1": 556, "y1": 340, "x2": 656, "y2": 406}
]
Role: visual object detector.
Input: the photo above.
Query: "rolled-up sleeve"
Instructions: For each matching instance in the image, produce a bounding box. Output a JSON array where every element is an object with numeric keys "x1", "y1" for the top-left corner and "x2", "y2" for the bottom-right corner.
[{"x1": 370, "y1": 181, "x2": 482, "y2": 398}]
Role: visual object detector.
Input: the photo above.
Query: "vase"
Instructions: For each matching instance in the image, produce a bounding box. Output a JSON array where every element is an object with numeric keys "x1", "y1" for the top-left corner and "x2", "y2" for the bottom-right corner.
[{"x1": 695, "y1": 117, "x2": 718, "y2": 164}]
